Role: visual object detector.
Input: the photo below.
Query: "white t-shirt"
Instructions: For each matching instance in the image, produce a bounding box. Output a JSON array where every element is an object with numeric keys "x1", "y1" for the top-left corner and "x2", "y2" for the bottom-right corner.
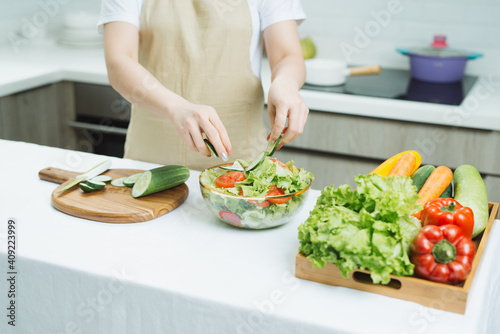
[{"x1": 98, "y1": 0, "x2": 306, "y2": 78}]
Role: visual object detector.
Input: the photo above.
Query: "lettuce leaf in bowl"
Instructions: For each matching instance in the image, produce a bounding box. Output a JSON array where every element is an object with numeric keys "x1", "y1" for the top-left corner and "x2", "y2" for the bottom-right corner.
[{"x1": 200, "y1": 158, "x2": 313, "y2": 197}]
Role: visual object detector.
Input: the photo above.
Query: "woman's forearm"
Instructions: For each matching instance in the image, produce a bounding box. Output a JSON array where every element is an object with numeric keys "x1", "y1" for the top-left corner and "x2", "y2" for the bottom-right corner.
[
  {"x1": 269, "y1": 53, "x2": 306, "y2": 91},
  {"x1": 106, "y1": 54, "x2": 185, "y2": 120}
]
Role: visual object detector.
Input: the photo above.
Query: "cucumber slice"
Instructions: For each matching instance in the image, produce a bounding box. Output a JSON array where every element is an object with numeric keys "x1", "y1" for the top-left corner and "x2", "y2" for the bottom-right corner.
[
  {"x1": 204, "y1": 139, "x2": 219, "y2": 158},
  {"x1": 123, "y1": 173, "x2": 143, "y2": 187},
  {"x1": 131, "y1": 165, "x2": 190, "y2": 198},
  {"x1": 79, "y1": 182, "x2": 98, "y2": 193},
  {"x1": 246, "y1": 152, "x2": 267, "y2": 172},
  {"x1": 90, "y1": 175, "x2": 112, "y2": 183},
  {"x1": 236, "y1": 159, "x2": 250, "y2": 169},
  {"x1": 86, "y1": 179, "x2": 106, "y2": 190},
  {"x1": 220, "y1": 161, "x2": 245, "y2": 172},
  {"x1": 266, "y1": 134, "x2": 283, "y2": 157},
  {"x1": 110, "y1": 177, "x2": 127, "y2": 187}
]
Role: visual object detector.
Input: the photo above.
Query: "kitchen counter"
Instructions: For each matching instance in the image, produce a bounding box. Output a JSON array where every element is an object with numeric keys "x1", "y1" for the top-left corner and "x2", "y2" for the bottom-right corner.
[
  {"x1": 0, "y1": 40, "x2": 109, "y2": 97},
  {"x1": 1, "y1": 40, "x2": 500, "y2": 131},
  {"x1": 1, "y1": 139, "x2": 500, "y2": 334}
]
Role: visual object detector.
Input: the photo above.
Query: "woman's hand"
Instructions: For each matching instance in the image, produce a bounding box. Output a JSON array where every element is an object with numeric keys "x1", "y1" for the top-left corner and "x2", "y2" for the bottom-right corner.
[
  {"x1": 267, "y1": 75, "x2": 309, "y2": 147},
  {"x1": 167, "y1": 101, "x2": 231, "y2": 160},
  {"x1": 264, "y1": 20, "x2": 308, "y2": 147}
]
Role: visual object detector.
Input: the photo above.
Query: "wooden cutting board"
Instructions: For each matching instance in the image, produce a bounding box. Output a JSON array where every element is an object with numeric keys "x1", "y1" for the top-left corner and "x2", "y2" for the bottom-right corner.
[{"x1": 38, "y1": 167, "x2": 189, "y2": 223}]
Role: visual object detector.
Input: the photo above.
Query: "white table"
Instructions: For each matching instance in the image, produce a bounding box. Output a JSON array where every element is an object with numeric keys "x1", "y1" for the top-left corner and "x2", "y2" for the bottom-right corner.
[{"x1": 1, "y1": 139, "x2": 499, "y2": 334}]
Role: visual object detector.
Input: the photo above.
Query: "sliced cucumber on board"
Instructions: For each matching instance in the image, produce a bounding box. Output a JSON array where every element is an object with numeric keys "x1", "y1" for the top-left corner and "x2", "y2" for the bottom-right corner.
[
  {"x1": 86, "y1": 179, "x2": 106, "y2": 190},
  {"x1": 80, "y1": 183, "x2": 98, "y2": 193},
  {"x1": 111, "y1": 177, "x2": 127, "y2": 187},
  {"x1": 131, "y1": 165, "x2": 190, "y2": 198},
  {"x1": 90, "y1": 175, "x2": 113, "y2": 183},
  {"x1": 246, "y1": 152, "x2": 267, "y2": 172},
  {"x1": 123, "y1": 173, "x2": 143, "y2": 187}
]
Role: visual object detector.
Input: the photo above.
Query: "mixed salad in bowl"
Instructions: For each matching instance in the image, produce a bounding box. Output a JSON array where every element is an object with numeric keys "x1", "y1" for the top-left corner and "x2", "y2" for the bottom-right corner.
[{"x1": 199, "y1": 157, "x2": 314, "y2": 229}]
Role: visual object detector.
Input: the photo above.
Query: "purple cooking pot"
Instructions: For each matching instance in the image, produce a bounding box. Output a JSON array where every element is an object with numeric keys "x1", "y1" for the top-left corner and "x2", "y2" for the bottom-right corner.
[{"x1": 397, "y1": 35, "x2": 483, "y2": 83}]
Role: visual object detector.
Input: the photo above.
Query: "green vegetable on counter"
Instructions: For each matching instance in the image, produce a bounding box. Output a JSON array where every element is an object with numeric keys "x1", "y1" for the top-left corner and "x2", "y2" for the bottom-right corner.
[
  {"x1": 131, "y1": 165, "x2": 190, "y2": 198},
  {"x1": 439, "y1": 182, "x2": 453, "y2": 198},
  {"x1": 454, "y1": 165, "x2": 489, "y2": 238},
  {"x1": 298, "y1": 174, "x2": 422, "y2": 285},
  {"x1": 411, "y1": 165, "x2": 435, "y2": 192}
]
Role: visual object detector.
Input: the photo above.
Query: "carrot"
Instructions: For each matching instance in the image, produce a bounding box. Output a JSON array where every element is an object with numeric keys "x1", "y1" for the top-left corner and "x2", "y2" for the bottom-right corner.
[
  {"x1": 387, "y1": 153, "x2": 417, "y2": 177},
  {"x1": 417, "y1": 166, "x2": 453, "y2": 206}
]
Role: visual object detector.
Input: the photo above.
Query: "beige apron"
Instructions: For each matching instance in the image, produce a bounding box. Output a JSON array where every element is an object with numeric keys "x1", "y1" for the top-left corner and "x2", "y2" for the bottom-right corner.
[{"x1": 124, "y1": 0, "x2": 267, "y2": 171}]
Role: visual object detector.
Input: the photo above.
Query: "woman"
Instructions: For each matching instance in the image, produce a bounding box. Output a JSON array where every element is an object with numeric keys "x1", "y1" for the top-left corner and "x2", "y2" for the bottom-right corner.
[{"x1": 99, "y1": 0, "x2": 309, "y2": 170}]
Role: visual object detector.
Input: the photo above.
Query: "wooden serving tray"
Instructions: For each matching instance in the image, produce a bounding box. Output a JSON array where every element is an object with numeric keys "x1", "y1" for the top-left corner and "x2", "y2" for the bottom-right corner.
[{"x1": 295, "y1": 202, "x2": 499, "y2": 314}]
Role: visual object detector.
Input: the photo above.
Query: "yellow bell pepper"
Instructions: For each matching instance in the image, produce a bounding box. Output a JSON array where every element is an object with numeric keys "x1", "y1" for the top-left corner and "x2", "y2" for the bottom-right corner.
[{"x1": 370, "y1": 150, "x2": 421, "y2": 176}]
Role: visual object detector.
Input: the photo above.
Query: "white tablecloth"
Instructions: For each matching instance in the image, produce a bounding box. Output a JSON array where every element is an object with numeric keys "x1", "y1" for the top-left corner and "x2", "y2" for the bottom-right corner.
[{"x1": 0, "y1": 139, "x2": 499, "y2": 334}]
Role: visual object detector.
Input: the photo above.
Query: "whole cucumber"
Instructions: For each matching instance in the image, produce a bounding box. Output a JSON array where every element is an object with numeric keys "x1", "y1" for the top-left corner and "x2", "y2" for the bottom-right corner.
[
  {"x1": 454, "y1": 165, "x2": 489, "y2": 238},
  {"x1": 131, "y1": 165, "x2": 190, "y2": 198},
  {"x1": 440, "y1": 182, "x2": 453, "y2": 198},
  {"x1": 411, "y1": 165, "x2": 435, "y2": 193}
]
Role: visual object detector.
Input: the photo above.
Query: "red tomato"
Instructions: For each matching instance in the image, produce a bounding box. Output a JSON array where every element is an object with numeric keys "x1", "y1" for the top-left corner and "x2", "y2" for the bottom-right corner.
[
  {"x1": 215, "y1": 171, "x2": 246, "y2": 188},
  {"x1": 267, "y1": 185, "x2": 291, "y2": 204},
  {"x1": 239, "y1": 189, "x2": 270, "y2": 207},
  {"x1": 219, "y1": 210, "x2": 242, "y2": 226},
  {"x1": 269, "y1": 158, "x2": 290, "y2": 171}
]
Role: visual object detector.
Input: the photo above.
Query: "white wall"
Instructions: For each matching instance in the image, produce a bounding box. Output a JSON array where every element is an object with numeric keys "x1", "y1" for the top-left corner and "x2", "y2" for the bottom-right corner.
[
  {"x1": 298, "y1": 0, "x2": 500, "y2": 75},
  {"x1": 1, "y1": 0, "x2": 498, "y2": 75}
]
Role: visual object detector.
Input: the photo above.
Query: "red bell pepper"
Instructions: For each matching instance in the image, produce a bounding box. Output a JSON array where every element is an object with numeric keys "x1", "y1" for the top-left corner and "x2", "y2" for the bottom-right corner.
[
  {"x1": 421, "y1": 198, "x2": 474, "y2": 238},
  {"x1": 411, "y1": 224, "x2": 475, "y2": 284}
]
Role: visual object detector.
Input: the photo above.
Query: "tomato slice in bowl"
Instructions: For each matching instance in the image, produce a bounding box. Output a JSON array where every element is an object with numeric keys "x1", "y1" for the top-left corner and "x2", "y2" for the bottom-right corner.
[
  {"x1": 269, "y1": 158, "x2": 290, "y2": 171},
  {"x1": 215, "y1": 171, "x2": 246, "y2": 188},
  {"x1": 219, "y1": 210, "x2": 242, "y2": 226},
  {"x1": 267, "y1": 185, "x2": 291, "y2": 204},
  {"x1": 250, "y1": 200, "x2": 271, "y2": 207},
  {"x1": 239, "y1": 189, "x2": 270, "y2": 207}
]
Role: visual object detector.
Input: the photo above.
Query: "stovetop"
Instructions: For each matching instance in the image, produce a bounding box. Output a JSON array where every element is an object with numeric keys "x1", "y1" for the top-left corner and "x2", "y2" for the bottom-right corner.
[{"x1": 302, "y1": 68, "x2": 478, "y2": 106}]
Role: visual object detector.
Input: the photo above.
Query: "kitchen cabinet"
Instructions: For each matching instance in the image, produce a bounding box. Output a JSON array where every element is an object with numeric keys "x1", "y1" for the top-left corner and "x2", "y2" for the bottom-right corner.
[
  {"x1": 0, "y1": 82, "x2": 131, "y2": 158},
  {"x1": 266, "y1": 109, "x2": 500, "y2": 202},
  {"x1": 0, "y1": 81, "x2": 78, "y2": 150}
]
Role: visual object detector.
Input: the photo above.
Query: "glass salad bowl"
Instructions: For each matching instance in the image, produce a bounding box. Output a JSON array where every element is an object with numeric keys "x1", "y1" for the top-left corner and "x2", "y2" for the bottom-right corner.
[{"x1": 199, "y1": 162, "x2": 312, "y2": 229}]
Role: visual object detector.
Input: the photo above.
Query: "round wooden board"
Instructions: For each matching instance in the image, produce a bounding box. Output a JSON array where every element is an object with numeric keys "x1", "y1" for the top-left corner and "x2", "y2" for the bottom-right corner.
[{"x1": 50, "y1": 169, "x2": 189, "y2": 223}]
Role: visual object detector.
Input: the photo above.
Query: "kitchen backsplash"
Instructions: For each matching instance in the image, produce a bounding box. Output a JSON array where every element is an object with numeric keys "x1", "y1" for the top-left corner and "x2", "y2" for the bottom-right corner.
[{"x1": 1, "y1": 0, "x2": 499, "y2": 75}]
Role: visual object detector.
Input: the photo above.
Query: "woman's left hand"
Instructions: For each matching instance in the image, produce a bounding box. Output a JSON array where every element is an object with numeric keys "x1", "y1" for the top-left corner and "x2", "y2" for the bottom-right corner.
[{"x1": 267, "y1": 75, "x2": 309, "y2": 147}]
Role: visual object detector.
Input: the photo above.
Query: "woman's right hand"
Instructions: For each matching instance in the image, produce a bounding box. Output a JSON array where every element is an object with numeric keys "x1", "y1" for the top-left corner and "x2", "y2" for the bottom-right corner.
[
  {"x1": 168, "y1": 101, "x2": 232, "y2": 160},
  {"x1": 102, "y1": 22, "x2": 231, "y2": 160}
]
